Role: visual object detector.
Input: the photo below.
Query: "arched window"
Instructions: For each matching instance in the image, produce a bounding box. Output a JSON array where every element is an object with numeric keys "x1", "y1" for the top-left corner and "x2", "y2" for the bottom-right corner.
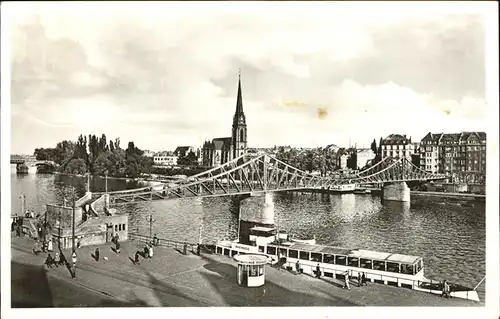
[{"x1": 239, "y1": 129, "x2": 244, "y2": 141}]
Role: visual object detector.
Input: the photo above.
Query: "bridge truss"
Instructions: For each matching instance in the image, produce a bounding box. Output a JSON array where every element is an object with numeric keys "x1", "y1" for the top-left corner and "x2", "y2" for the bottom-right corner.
[{"x1": 100, "y1": 153, "x2": 447, "y2": 206}]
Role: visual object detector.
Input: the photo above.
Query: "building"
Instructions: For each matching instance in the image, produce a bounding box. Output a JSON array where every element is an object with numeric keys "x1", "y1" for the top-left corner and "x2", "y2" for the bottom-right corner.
[
  {"x1": 356, "y1": 148, "x2": 376, "y2": 169},
  {"x1": 202, "y1": 73, "x2": 248, "y2": 167},
  {"x1": 142, "y1": 150, "x2": 155, "y2": 158},
  {"x1": 420, "y1": 132, "x2": 486, "y2": 184},
  {"x1": 153, "y1": 152, "x2": 178, "y2": 166},
  {"x1": 380, "y1": 134, "x2": 417, "y2": 159},
  {"x1": 46, "y1": 199, "x2": 128, "y2": 249},
  {"x1": 336, "y1": 148, "x2": 356, "y2": 169},
  {"x1": 174, "y1": 146, "x2": 198, "y2": 158}
]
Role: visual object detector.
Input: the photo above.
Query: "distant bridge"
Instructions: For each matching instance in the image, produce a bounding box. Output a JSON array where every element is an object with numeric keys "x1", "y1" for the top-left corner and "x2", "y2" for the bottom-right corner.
[
  {"x1": 10, "y1": 155, "x2": 56, "y2": 167},
  {"x1": 92, "y1": 153, "x2": 447, "y2": 206}
]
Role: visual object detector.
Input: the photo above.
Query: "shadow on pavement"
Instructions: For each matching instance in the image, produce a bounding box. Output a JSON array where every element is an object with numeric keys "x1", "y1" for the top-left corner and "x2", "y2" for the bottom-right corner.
[
  {"x1": 199, "y1": 255, "x2": 359, "y2": 307},
  {"x1": 144, "y1": 270, "x2": 213, "y2": 306},
  {"x1": 11, "y1": 261, "x2": 54, "y2": 307},
  {"x1": 11, "y1": 260, "x2": 152, "y2": 308}
]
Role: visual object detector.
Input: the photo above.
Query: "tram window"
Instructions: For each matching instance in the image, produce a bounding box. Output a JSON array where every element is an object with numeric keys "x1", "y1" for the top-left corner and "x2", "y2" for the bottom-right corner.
[
  {"x1": 401, "y1": 264, "x2": 413, "y2": 275},
  {"x1": 259, "y1": 265, "x2": 264, "y2": 275},
  {"x1": 360, "y1": 258, "x2": 372, "y2": 269},
  {"x1": 323, "y1": 254, "x2": 335, "y2": 264},
  {"x1": 299, "y1": 251, "x2": 310, "y2": 260},
  {"x1": 258, "y1": 246, "x2": 265, "y2": 253},
  {"x1": 231, "y1": 250, "x2": 238, "y2": 257},
  {"x1": 267, "y1": 246, "x2": 277, "y2": 255},
  {"x1": 289, "y1": 250, "x2": 298, "y2": 258},
  {"x1": 386, "y1": 262, "x2": 400, "y2": 273},
  {"x1": 416, "y1": 260, "x2": 422, "y2": 273},
  {"x1": 216, "y1": 247, "x2": 222, "y2": 254},
  {"x1": 279, "y1": 248, "x2": 288, "y2": 257},
  {"x1": 223, "y1": 249, "x2": 230, "y2": 256},
  {"x1": 335, "y1": 255, "x2": 347, "y2": 265},
  {"x1": 249, "y1": 265, "x2": 258, "y2": 277},
  {"x1": 311, "y1": 252, "x2": 322, "y2": 262},
  {"x1": 373, "y1": 260, "x2": 385, "y2": 271},
  {"x1": 347, "y1": 257, "x2": 359, "y2": 267}
]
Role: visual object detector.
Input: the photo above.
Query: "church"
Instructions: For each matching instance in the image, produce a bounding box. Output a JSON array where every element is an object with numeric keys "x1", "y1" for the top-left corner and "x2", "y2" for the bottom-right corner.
[{"x1": 202, "y1": 73, "x2": 248, "y2": 167}]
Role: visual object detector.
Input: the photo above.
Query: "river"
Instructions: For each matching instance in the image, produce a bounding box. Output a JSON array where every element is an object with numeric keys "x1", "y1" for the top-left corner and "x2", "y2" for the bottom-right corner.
[{"x1": 10, "y1": 168, "x2": 486, "y2": 289}]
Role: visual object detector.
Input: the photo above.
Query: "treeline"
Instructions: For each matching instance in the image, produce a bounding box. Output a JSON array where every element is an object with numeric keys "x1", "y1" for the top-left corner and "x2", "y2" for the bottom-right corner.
[
  {"x1": 34, "y1": 134, "x2": 153, "y2": 178},
  {"x1": 275, "y1": 147, "x2": 338, "y2": 176}
]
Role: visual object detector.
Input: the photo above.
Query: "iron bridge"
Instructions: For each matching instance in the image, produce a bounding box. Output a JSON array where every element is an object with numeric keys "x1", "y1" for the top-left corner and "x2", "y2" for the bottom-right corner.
[{"x1": 93, "y1": 153, "x2": 448, "y2": 206}]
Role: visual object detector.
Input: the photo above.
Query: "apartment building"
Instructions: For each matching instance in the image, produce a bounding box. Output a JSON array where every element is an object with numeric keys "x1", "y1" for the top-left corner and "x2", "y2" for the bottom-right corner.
[
  {"x1": 380, "y1": 134, "x2": 417, "y2": 159},
  {"x1": 420, "y1": 132, "x2": 486, "y2": 184}
]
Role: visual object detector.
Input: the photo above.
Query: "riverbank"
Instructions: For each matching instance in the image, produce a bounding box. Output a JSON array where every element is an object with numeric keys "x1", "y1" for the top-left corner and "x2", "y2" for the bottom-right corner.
[
  {"x1": 54, "y1": 172, "x2": 157, "y2": 187},
  {"x1": 11, "y1": 234, "x2": 481, "y2": 307},
  {"x1": 295, "y1": 188, "x2": 485, "y2": 201}
]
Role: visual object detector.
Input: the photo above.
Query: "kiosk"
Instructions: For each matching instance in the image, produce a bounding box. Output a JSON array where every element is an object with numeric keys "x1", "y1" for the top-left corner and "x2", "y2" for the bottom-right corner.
[{"x1": 234, "y1": 254, "x2": 269, "y2": 287}]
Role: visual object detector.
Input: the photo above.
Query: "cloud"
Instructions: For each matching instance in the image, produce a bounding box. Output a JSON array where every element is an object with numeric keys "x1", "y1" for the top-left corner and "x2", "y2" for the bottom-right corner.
[{"x1": 8, "y1": 3, "x2": 488, "y2": 154}]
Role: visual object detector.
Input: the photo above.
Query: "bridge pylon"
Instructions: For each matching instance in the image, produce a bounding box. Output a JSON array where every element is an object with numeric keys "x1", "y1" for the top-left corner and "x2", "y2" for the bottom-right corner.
[
  {"x1": 382, "y1": 181, "x2": 410, "y2": 202},
  {"x1": 260, "y1": 192, "x2": 275, "y2": 225}
]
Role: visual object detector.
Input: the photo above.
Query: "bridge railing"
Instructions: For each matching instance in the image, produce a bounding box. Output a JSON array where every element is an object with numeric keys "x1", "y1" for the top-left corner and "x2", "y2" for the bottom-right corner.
[{"x1": 128, "y1": 232, "x2": 199, "y2": 254}]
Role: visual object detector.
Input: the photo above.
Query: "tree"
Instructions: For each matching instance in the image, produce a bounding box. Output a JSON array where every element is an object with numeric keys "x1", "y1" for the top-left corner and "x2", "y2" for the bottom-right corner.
[
  {"x1": 371, "y1": 139, "x2": 377, "y2": 154},
  {"x1": 347, "y1": 151, "x2": 357, "y2": 170},
  {"x1": 185, "y1": 151, "x2": 199, "y2": 166},
  {"x1": 93, "y1": 152, "x2": 111, "y2": 176},
  {"x1": 64, "y1": 158, "x2": 87, "y2": 175}
]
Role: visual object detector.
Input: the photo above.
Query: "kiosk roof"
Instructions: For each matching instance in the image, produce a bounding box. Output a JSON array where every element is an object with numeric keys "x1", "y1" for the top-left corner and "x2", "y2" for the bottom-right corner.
[{"x1": 234, "y1": 254, "x2": 269, "y2": 265}]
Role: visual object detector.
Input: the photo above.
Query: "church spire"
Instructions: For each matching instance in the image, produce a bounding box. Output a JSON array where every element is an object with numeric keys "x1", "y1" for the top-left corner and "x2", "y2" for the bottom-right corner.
[{"x1": 235, "y1": 68, "x2": 243, "y2": 115}]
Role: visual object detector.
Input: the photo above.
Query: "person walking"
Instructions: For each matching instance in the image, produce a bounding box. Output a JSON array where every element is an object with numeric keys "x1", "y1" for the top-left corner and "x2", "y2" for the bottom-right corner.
[
  {"x1": 148, "y1": 244, "x2": 154, "y2": 259},
  {"x1": 115, "y1": 241, "x2": 121, "y2": 254},
  {"x1": 95, "y1": 248, "x2": 100, "y2": 261},
  {"x1": 295, "y1": 260, "x2": 300, "y2": 273},
  {"x1": 47, "y1": 239, "x2": 53, "y2": 252},
  {"x1": 362, "y1": 272, "x2": 367, "y2": 286},
  {"x1": 442, "y1": 280, "x2": 450, "y2": 298},
  {"x1": 316, "y1": 263, "x2": 321, "y2": 279},
  {"x1": 45, "y1": 254, "x2": 53, "y2": 268},
  {"x1": 54, "y1": 252, "x2": 60, "y2": 268},
  {"x1": 343, "y1": 272, "x2": 351, "y2": 290},
  {"x1": 357, "y1": 273, "x2": 361, "y2": 287},
  {"x1": 33, "y1": 241, "x2": 39, "y2": 255},
  {"x1": 134, "y1": 251, "x2": 140, "y2": 265}
]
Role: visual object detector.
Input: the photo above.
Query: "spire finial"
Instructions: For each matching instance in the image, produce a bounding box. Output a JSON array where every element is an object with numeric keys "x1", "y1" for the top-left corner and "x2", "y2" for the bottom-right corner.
[{"x1": 238, "y1": 68, "x2": 241, "y2": 80}]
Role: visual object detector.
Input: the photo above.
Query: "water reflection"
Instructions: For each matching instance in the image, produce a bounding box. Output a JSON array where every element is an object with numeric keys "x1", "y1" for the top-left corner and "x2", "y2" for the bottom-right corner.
[{"x1": 11, "y1": 172, "x2": 485, "y2": 288}]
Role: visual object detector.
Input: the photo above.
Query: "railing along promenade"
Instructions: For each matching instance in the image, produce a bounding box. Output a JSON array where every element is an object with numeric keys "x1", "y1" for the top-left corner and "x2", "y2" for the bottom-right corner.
[{"x1": 128, "y1": 232, "x2": 200, "y2": 254}]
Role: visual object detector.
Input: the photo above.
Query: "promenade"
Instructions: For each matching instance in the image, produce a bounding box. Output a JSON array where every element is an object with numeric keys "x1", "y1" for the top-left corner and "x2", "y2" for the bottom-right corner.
[{"x1": 11, "y1": 234, "x2": 481, "y2": 307}]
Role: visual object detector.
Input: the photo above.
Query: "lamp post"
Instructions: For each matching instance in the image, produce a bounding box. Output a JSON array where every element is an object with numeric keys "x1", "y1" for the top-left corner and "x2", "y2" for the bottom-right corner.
[
  {"x1": 19, "y1": 195, "x2": 25, "y2": 216},
  {"x1": 146, "y1": 212, "x2": 155, "y2": 243},
  {"x1": 105, "y1": 171, "x2": 108, "y2": 194},
  {"x1": 72, "y1": 187, "x2": 76, "y2": 254},
  {"x1": 58, "y1": 210, "x2": 62, "y2": 249}
]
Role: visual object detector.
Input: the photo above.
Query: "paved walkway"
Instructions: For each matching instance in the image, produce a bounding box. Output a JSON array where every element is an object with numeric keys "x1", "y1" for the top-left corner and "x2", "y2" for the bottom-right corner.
[{"x1": 11, "y1": 234, "x2": 481, "y2": 307}]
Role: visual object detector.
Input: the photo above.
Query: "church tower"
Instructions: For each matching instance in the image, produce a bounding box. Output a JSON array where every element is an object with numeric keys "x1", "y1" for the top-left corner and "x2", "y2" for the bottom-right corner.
[{"x1": 232, "y1": 70, "x2": 248, "y2": 159}]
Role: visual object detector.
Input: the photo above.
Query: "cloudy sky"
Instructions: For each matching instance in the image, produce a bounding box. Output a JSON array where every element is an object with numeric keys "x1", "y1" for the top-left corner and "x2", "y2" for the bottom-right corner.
[{"x1": 7, "y1": 2, "x2": 492, "y2": 155}]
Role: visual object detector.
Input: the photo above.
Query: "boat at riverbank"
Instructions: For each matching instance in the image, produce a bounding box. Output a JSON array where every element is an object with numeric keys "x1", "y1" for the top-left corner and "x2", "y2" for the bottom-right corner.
[
  {"x1": 353, "y1": 189, "x2": 371, "y2": 195},
  {"x1": 330, "y1": 184, "x2": 356, "y2": 193},
  {"x1": 214, "y1": 228, "x2": 480, "y2": 302}
]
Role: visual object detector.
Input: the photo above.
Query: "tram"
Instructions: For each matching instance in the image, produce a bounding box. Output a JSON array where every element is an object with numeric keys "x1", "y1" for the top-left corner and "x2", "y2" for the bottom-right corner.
[{"x1": 215, "y1": 226, "x2": 480, "y2": 302}]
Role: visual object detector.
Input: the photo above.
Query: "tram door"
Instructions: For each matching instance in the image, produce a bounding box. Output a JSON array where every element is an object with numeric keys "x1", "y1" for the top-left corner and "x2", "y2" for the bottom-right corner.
[
  {"x1": 105, "y1": 224, "x2": 113, "y2": 243},
  {"x1": 238, "y1": 264, "x2": 249, "y2": 286}
]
